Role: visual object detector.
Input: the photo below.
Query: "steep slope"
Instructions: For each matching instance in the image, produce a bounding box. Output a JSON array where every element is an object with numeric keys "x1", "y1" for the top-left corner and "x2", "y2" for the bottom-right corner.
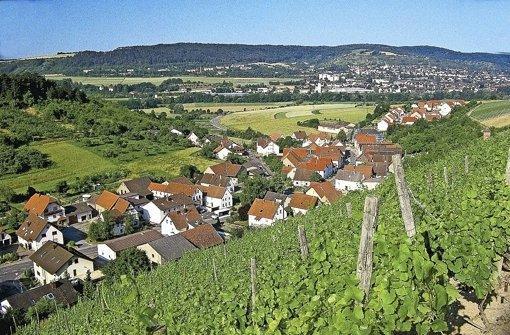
[{"x1": 16, "y1": 126, "x2": 510, "y2": 334}]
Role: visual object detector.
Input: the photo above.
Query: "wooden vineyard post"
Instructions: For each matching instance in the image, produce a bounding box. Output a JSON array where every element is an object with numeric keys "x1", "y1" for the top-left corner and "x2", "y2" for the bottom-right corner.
[
  {"x1": 392, "y1": 154, "x2": 416, "y2": 238},
  {"x1": 212, "y1": 258, "x2": 218, "y2": 282},
  {"x1": 506, "y1": 147, "x2": 510, "y2": 186},
  {"x1": 250, "y1": 258, "x2": 257, "y2": 309},
  {"x1": 356, "y1": 196, "x2": 379, "y2": 297},
  {"x1": 298, "y1": 225, "x2": 309, "y2": 261},
  {"x1": 223, "y1": 243, "x2": 227, "y2": 259},
  {"x1": 346, "y1": 202, "x2": 352, "y2": 218},
  {"x1": 464, "y1": 155, "x2": 469, "y2": 174},
  {"x1": 443, "y1": 166, "x2": 449, "y2": 186},
  {"x1": 426, "y1": 171, "x2": 433, "y2": 192}
]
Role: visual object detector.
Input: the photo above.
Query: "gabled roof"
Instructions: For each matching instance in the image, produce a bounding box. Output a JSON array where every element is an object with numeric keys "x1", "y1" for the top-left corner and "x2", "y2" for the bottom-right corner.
[
  {"x1": 120, "y1": 177, "x2": 152, "y2": 197},
  {"x1": 24, "y1": 193, "x2": 58, "y2": 215},
  {"x1": 248, "y1": 198, "x2": 280, "y2": 220},
  {"x1": 293, "y1": 168, "x2": 315, "y2": 182},
  {"x1": 354, "y1": 133, "x2": 377, "y2": 145},
  {"x1": 264, "y1": 191, "x2": 288, "y2": 204},
  {"x1": 29, "y1": 241, "x2": 91, "y2": 275},
  {"x1": 3, "y1": 280, "x2": 78, "y2": 312},
  {"x1": 199, "y1": 174, "x2": 231, "y2": 188},
  {"x1": 181, "y1": 224, "x2": 223, "y2": 249},
  {"x1": 198, "y1": 185, "x2": 228, "y2": 199},
  {"x1": 297, "y1": 157, "x2": 333, "y2": 172},
  {"x1": 344, "y1": 164, "x2": 373, "y2": 179},
  {"x1": 335, "y1": 170, "x2": 364, "y2": 182},
  {"x1": 151, "y1": 196, "x2": 194, "y2": 212},
  {"x1": 16, "y1": 214, "x2": 53, "y2": 242},
  {"x1": 206, "y1": 162, "x2": 243, "y2": 177},
  {"x1": 167, "y1": 207, "x2": 202, "y2": 231},
  {"x1": 269, "y1": 132, "x2": 282, "y2": 141},
  {"x1": 102, "y1": 230, "x2": 164, "y2": 252},
  {"x1": 165, "y1": 182, "x2": 200, "y2": 197},
  {"x1": 146, "y1": 235, "x2": 197, "y2": 262},
  {"x1": 95, "y1": 191, "x2": 131, "y2": 214},
  {"x1": 292, "y1": 131, "x2": 307, "y2": 140},
  {"x1": 289, "y1": 193, "x2": 318, "y2": 210},
  {"x1": 308, "y1": 182, "x2": 341, "y2": 204},
  {"x1": 170, "y1": 177, "x2": 194, "y2": 185}
]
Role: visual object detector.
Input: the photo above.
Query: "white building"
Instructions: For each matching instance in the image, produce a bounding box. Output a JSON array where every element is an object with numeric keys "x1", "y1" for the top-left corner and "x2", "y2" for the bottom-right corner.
[
  {"x1": 0, "y1": 229, "x2": 12, "y2": 246},
  {"x1": 16, "y1": 214, "x2": 64, "y2": 251},
  {"x1": 256, "y1": 138, "x2": 280, "y2": 156},
  {"x1": 24, "y1": 193, "x2": 67, "y2": 224},
  {"x1": 187, "y1": 132, "x2": 201, "y2": 146},
  {"x1": 334, "y1": 170, "x2": 364, "y2": 193},
  {"x1": 30, "y1": 241, "x2": 94, "y2": 285},
  {"x1": 199, "y1": 185, "x2": 232, "y2": 217},
  {"x1": 248, "y1": 199, "x2": 287, "y2": 227},
  {"x1": 97, "y1": 230, "x2": 164, "y2": 261},
  {"x1": 161, "y1": 208, "x2": 202, "y2": 236}
]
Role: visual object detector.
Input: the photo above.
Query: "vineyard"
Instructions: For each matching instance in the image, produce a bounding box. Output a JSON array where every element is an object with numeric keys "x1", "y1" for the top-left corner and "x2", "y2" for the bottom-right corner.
[{"x1": 17, "y1": 126, "x2": 510, "y2": 334}]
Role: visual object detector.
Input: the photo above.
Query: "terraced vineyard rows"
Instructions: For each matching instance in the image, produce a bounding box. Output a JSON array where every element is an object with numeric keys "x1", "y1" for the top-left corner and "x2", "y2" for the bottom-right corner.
[{"x1": 18, "y1": 128, "x2": 510, "y2": 334}]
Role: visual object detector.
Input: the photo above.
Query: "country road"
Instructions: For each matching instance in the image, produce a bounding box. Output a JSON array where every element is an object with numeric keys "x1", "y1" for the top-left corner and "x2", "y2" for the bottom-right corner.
[{"x1": 210, "y1": 114, "x2": 227, "y2": 131}]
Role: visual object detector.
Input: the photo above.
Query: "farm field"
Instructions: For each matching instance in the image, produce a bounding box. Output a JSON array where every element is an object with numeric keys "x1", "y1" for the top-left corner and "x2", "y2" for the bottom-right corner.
[
  {"x1": 220, "y1": 103, "x2": 373, "y2": 135},
  {"x1": 183, "y1": 102, "x2": 294, "y2": 112},
  {"x1": 0, "y1": 141, "x2": 216, "y2": 193},
  {"x1": 45, "y1": 75, "x2": 299, "y2": 86},
  {"x1": 470, "y1": 100, "x2": 510, "y2": 127}
]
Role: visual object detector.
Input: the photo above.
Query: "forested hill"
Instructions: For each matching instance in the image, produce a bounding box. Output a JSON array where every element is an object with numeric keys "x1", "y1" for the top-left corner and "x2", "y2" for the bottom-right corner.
[{"x1": 2, "y1": 43, "x2": 510, "y2": 74}]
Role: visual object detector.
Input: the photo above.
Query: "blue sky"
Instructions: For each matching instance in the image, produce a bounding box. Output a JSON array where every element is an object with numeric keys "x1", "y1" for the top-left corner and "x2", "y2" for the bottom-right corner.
[{"x1": 1, "y1": 0, "x2": 509, "y2": 58}]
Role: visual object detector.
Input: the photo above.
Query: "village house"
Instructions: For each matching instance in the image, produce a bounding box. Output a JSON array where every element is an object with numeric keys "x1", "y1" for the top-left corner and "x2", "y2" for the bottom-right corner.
[
  {"x1": 302, "y1": 133, "x2": 331, "y2": 147},
  {"x1": 1, "y1": 280, "x2": 79, "y2": 315},
  {"x1": 291, "y1": 130, "x2": 307, "y2": 142},
  {"x1": 116, "y1": 177, "x2": 153, "y2": 199},
  {"x1": 97, "y1": 229, "x2": 164, "y2": 260},
  {"x1": 297, "y1": 157, "x2": 335, "y2": 179},
  {"x1": 289, "y1": 193, "x2": 318, "y2": 215},
  {"x1": 187, "y1": 132, "x2": 201, "y2": 147},
  {"x1": 344, "y1": 164, "x2": 374, "y2": 180},
  {"x1": 317, "y1": 121, "x2": 351, "y2": 135},
  {"x1": 292, "y1": 168, "x2": 315, "y2": 187},
  {"x1": 65, "y1": 202, "x2": 95, "y2": 224},
  {"x1": 353, "y1": 133, "x2": 377, "y2": 154},
  {"x1": 30, "y1": 241, "x2": 94, "y2": 285},
  {"x1": 248, "y1": 198, "x2": 287, "y2": 227},
  {"x1": 161, "y1": 207, "x2": 202, "y2": 236},
  {"x1": 363, "y1": 177, "x2": 384, "y2": 190},
  {"x1": 305, "y1": 181, "x2": 342, "y2": 205},
  {"x1": 24, "y1": 193, "x2": 67, "y2": 225},
  {"x1": 199, "y1": 173, "x2": 235, "y2": 193},
  {"x1": 282, "y1": 147, "x2": 308, "y2": 168},
  {"x1": 0, "y1": 227, "x2": 13, "y2": 246},
  {"x1": 256, "y1": 137, "x2": 280, "y2": 156},
  {"x1": 149, "y1": 179, "x2": 203, "y2": 204},
  {"x1": 198, "y1": 185, "x2": 232, "y2": 217},
  {"x1": 16, "y1": 214, "x2": 64, "y2": 251},
  {"x1": 137, "y1": 234, "x2": 197, "y2": 265},
  {"x1": 213, "y1": 138, "x2": 245, "y2": 160},
  {"x1": 180, "y1": 224, "x2": 223, "y2": 249},
  {"x1": 141, "y1": 195, "x2": 194, "y2": 224},
  {"x1": 204, "y1": 162, "x2": 245, "y2": 186},
  {"x1": 264, "y1": 191, "x2": 291, "y2": 208},
  {"x1": 93, "y1": 190, "x2": 140, "y2": 236},
  {"x1": 334, "y1": 170, "x2": 364, "y2": 193}
]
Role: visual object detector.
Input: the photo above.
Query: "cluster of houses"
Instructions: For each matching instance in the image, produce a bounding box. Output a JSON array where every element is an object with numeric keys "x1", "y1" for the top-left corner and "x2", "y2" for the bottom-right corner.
[{"x1": 377, "y1": 99, "x2": 466, "y2": 131}]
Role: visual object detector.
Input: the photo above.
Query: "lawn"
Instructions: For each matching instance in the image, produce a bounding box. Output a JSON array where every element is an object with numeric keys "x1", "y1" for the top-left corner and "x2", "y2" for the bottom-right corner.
[
  {"x1": 470, "y1": 100, "x2": 510, "y2": 128},
  {"x1": 0, "y1": 141, "x2": 217, "y2": 193},
  {"x1": 45, "y1": 75, "x2": 299, "y2": 86},
  {"x1": 220, "y1": 103, "x2": 373, "y2": 135},
  {"x1": 0, "y1": 141, "x2": 115, "y2": 193},
  {"x1": 183, "y1": 102, "x2": 295, "y2": 113}
]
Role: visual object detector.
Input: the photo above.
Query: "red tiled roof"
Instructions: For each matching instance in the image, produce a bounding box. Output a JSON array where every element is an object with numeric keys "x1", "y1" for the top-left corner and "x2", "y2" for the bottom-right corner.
[
  {"x1": 289, "y1": 193, "x2": 318, "y2": 210},
  {"x1": 354, "y1": 133, "x2": 377, "y2": 145},
  {"x1": 308, "y1": 182, "x2": 341, "y2": 204},
  {"x1": 180, "y1": 224, "x2": 223, "y2": 249},
  {"x1": 248, "y1": 199, "x2": 279, "y2": 220},
  {"x1": 24, "y1": 193, "x2": 57, "y2": 215},
  {"x1": 206, "y1": 162, "x2": 243, "y2": 177}
]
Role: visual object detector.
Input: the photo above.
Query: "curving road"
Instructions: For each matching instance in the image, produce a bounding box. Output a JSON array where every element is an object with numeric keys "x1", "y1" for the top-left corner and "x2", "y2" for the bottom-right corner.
[{"x1": 210, "y1": 114, "x2": 227, "y2": 131}]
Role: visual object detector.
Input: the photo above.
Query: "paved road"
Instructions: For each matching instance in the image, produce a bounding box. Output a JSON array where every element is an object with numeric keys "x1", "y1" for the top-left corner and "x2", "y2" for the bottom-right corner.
[
  {"x1": 210, "y1": 114, "x2": 227, "y2": 131},
  {"x1": 0, "y1": 257, "x2": 32, "y2": 282}
]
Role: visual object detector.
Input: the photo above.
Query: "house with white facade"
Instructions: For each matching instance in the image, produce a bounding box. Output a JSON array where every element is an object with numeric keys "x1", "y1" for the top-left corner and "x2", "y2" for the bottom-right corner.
[
  {"x1": 187, "y1": 132, "x2": 201, "y2": 146},
  {"x1": 198, "y1": 185, "x2": 232, "y2": 217},
  {"x1": 161, "y1": 207, "x2": 202, "y2": 236},
  {"x1": 297, "y1": 157, "x2": 335, "y2": 179},
  {"x1": 137, "y1": 234, "x2": 197, "y2": 265},
  {"x1": 30, "y1": 241, "x2": 94, "y2": 285},
  {"x1": 204, "y1": 162, "x2": 245, "y2": 186},
  {"x1": 334, "y1": 170, "x2": 364, "y2": 193},
  {"x1": 248, "y1": 199, "x2": 286, "y2": 227},
  {"x1": 93, "y1": 190, "x2": 140, "y2": 236},
  {"x1": 97, "y1": 230, "x2": 164, "y2": 261},
  {"x1": 16, "y1": 214, "x2": 64, "y2": 251},
  {"x1": 24, "y1": 193, "x2": 67, "y2": 225},
  {"x1": 148, "y1": 179, "x2": 203, "y2": 204},
  {"x1": 0, "y1": 228, "x2": 13, "y2": 246},
  {"x1": 256, "y1": 138, "x2": 280, "y2": 156},
  {"x1": 199, "y1": 174, "x2": 235, "y2": 193},
  {"x1": 141, "y1": 195, "x2": 194, "y2": 224}
]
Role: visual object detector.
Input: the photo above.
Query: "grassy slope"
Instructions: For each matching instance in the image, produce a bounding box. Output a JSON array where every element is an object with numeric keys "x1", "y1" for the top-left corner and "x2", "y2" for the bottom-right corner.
[
  {"x1": 18, "y1": 123, "x2": 510, "y2": 334},
  {"x1": 471, "y1": 100, "x2": 510, "y2": 127},
  {"x1": 221, "y1": 103, "x2": 372, "y2": 135},
  {"x1": 0, "y1": 142, "x2": 216, "y2": 193},
  {"x1": 45, "y1": 75, "x2": 300, "y2": 86}
]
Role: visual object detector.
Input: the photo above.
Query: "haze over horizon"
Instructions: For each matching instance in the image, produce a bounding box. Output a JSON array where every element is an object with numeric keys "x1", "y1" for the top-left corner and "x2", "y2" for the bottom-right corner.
[{"x1": 1, "y1": 0, "x2": 510, "y2": 59}]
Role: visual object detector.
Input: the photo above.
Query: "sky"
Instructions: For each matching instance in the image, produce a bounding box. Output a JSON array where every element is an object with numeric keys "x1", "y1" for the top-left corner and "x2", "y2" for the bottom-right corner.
[{"x1": 1, "y1": 0, "x2": 510, "y2": 59}]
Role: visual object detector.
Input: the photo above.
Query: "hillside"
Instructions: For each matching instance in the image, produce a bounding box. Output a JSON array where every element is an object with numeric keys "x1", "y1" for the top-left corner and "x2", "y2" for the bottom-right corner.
[
  {"x1": 2, "y1": 43, "x2": 510, "y2": 75},
  {"x1": 16, "y1": 118, "x2": 510, "y2": 334}
]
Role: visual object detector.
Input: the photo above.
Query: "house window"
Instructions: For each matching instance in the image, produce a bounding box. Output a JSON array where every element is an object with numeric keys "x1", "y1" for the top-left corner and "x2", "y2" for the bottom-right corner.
[
  {"x1": 74, "y1": 259, "x2": 79, "y2": 264},
  {"x1": 41, "y1": 233, "x2": 46, "y2": 238},
  {"x1": 73, "y1": 269, "x2": 77, "y2": 277},
  {"x1": 52, "y1": 231, "x2": 57, "y2": 235}
]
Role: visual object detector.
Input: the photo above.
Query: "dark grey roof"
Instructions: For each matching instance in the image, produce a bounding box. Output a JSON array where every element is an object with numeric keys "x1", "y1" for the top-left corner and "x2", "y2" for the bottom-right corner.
[
  {"x1": 29, "y1": 242, "x2": 92, "y2": 275},
  {"x1": 121, "y1": 177, "x2": 152, "y2": 197},
  {"x1": 335, "y1": 170, "x2": 364, "y2": 182},
  {"x1": 65, "y1": 202, "x2": 93, "y2": 216},
  {"x1": 264, "y1": 191, "x2": 288, "y2": 204},
  {"x1": 147, "y1": 235, "x2": 197, "y2": 262},
  {"x1": 3, "y1": 280, "x2": 78, "y2": 311},
  {"x1": 151, "y1": 196, "x2": 193, "y2": 211},
  {"x1": 0, "y1": 280, "x2": 25, "y2": 302},
  {"x1": 103, "y1": 230, "x2": 164, "y2": 252}
]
